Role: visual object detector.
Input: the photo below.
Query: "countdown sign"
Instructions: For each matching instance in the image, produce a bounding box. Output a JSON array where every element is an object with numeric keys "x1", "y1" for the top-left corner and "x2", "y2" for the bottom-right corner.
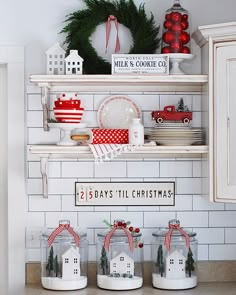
[
  {"x1": 112, "y1": 54, "x2": 169, "y2": 74},
  {"x1": 75, "y1": 182, "x2": 175, "y2": 206}
]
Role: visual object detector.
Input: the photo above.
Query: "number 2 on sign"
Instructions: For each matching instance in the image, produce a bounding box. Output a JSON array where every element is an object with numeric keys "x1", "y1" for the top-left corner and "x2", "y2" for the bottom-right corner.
[{"x1": 79, "y1": 186, "x2": 86, "y2": 201}]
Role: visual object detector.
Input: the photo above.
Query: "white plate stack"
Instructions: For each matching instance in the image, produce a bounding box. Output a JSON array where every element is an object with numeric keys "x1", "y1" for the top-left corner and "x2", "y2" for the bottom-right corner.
[{"x1": 145, "y1": 124, "x2": 204, "y2": 146}]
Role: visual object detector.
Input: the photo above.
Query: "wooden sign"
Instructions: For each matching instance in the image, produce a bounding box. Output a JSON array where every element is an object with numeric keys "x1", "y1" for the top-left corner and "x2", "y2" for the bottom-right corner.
[
  {"x1": 75, "y1": 182, "x2": 175, "y2": 206},
  {"x1": 112, "y1": 54, "x2": 169, "y2": 75}
]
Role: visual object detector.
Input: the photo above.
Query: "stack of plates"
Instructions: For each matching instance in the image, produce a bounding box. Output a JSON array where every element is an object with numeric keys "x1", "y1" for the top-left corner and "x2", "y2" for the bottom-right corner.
[{"x1": 145, "y1": 125, "x2": 204, "y2": 146}]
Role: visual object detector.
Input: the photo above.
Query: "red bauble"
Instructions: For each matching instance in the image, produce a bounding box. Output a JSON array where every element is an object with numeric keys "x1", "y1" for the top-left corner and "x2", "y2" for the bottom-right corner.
[
  {"x1": 182, "y1": 14, "x2": 188, "y2": 20},
  {"x1": 179, "y1": 31, "x2": 190, "y2": 44},
  {"x1": 181, "y1": 46, "x2": 190, "y2": 54},
  {"x1": 164, "y1": 20, "x2": 172, "y2": 30},
  {"x1": 135, "y1": 228, "x2": 140, "y2": 233},
  {"x1": 180, "y1": 20, "x2": 189, "y2": 30},
  {"x1": 161, "y1": 46, "x2": 172, "y2": 54},
  {"x1": 172, "y1": 23, "x2": 182, "y2": 33},
  {"x1": 117, "y1": 221, "x2": 123, "y2": 226},
  {"x1": 129, "y1": 226, "x2": 133, "y2": 232},
  {"x1": 162, "y1": 31, "x2": 175, "y2": 44},
  {"x1": 170, "y1": 40, "x2": 183, "y2": 53},
  {"x1": 165, "y1": 13, "x2": 171, "y2": 20},
  {"x1": 170, "y1": 12, "x2": 182, "y2": 23},
  {"x1": 138, "y1": 243, "x2": 144, "y2": 248}
]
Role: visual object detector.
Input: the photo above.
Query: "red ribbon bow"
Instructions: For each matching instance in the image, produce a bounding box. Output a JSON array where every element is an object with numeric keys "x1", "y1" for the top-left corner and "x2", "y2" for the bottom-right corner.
[
  {"x1": 48, "y1": 223, "x2": 80, "y2": 247},
  {"x1": 104, "y1": 223, "x2": 134, "y2": 252},
  {"x1": 105, "y1": 15, "x2": 120, "y2": 53},
  {"x1": 164, "y1": 223, "x2": 190, "y2": 251}
]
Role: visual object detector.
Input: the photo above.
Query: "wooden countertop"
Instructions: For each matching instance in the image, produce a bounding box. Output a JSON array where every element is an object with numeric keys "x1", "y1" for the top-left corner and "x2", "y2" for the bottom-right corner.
[{"x1": 6, "y1": 282, "x2": 236, "y2": 295}]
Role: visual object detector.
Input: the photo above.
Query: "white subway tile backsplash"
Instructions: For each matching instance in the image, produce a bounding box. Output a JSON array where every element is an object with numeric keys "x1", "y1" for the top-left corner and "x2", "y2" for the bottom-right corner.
[
  {"x1": 78, "y1": 212, "x2": 110, "y2": 228},
  {"x1": 144, "y1": 212, "x2": 176, "y2": 227},
  {"x1": 26, "y1": 248, "x2": 41, "y2": 262},
  {"x1": 94, "y1": 94, "x2": 111, "y2": 110},
  {"x1": 94, "y1": 206, "x2": 127, "y2": 212},
  {"x1": 127, "y1": 161, "x2": 159, "y2": 178},
  {"x1": 62, "y1": 162, "x2": 94, "y2": 178},
  {"x1": 176, "y1": 178, "x2": 202, "y2": 194},
  {"x1": 193, "y1": 195, "x2": 224, "y2": 211},
  {"x1": 210, "y1": 211, "x2": 236, "y2": 227},
  {"x1": 27, "y1": 111, "x2": 43, "y2": 127},
  {"x1": 48, "y1": 178, "x2": 77, "y2": 195},
  {"x1": 194, "y1": 228, "x2": 224, "y2": 244},
  {"x1": 198, "y1": 245, "x2": 209, "y2": 261},
  {"x1": 160, "y1": 195, "x2": 192, "y2": 211},
  {"x1": 193, "y1": 161, "x2": 201, "y2": 177},
  {"x1": 28, "y1": 128, "x2": 60, "y2": 144},
  {"x1": 177, "y1": 212, "x2": 208, "y2": 227},
  {"x1": 26, "y1": 212, "x2": 45, "y2": 227},
  {"x1": 128, "y1": 206, "x2": 159, "y2": 212},
  {"x1": 62, "y1": 195, "x2": 94, "y2": 212},
  {"x1": 160, "y1": 161, "x2": 192, "y2": 178},
  {"x1": 29, "y1": 195, "x2": 61, "y2": 212},
  {"x1": 225, "y1": 203, "x2": 236, "y2": 210},
  {"x1": 27, "y1": 94, "x2": 42, "y2": 110},
  {"x1": 79, "y1": 94, "x2": 94, "y2": 110},
  {"x1": 192, "y1": 95, "x2": 201, "y2": 111},
  {"x1": 160, "y1": 95, "x2": 192, "y2": 110},
  {"x1": 45, "y1": 212, "x2": 77, "y2": 227},
  {"x1": 133, "y1": 94, "x2": 159, "y2": 111},
  {"x1": 81, "y1": 110, "x2": 97, "y2": 127},
  {"x1": 88, "y1": 245, "x2": 97, "y2": 261},
  {"x1": 143, "y1": 244, "x2": 151, "y2": 261},
  {"x1": 28, "y1": 179, "x2": 43, "y2": 195},
  {"x1": 225, "y1": 228, "x2": 236, "y2": 243},
  {"x1": 95, "y1": 162, "x2": 126, "y2": 178},
  {"x1": 209, "y1": 245, "x2": 236, "y2": 260}
]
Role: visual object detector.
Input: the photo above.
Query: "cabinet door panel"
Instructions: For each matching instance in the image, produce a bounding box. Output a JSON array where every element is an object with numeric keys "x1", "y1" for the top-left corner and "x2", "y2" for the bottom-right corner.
[{"x1": 215, "y1": 43, "x2": 236, "y2": 200}]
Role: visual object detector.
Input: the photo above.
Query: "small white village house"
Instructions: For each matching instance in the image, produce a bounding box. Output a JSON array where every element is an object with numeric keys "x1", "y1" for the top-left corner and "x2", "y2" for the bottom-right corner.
[
  {"x1": 65, "y1": 50, "x2": 84, "y2": 75},
  {"x1": 110, "y1": 252, "x2": 134, "y2": 276},
  {"x1": 62, "y1": 247, "x2": 81, "y2": 280},
  {"x1": 166, "y1": 249, "x2": 186, "y2": 279},
  {"x1": 46, "y1": 42, "x2": 66, "y2": 75}
]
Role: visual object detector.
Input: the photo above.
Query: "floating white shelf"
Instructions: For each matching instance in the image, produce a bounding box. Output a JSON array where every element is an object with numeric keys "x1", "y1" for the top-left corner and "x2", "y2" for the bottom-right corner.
[{"x1": 28, "y1": 144, "x2": 208, "y2": 160}]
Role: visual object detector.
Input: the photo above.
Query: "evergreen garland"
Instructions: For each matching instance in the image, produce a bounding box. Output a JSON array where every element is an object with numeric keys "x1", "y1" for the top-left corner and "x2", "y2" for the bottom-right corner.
[{"x1": 61, "y1": 0, "x2": 160, "y2": 74}]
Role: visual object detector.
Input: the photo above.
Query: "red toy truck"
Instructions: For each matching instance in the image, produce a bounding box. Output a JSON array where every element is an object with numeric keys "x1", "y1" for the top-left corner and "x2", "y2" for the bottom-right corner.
[{"x1": 152, "y1": 105, "x2": 192, "y2": 124}]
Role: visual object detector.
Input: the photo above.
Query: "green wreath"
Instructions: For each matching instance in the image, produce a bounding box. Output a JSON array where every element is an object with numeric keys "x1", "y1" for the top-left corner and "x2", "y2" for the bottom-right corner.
[{"x1": 62, "y1": 0, "x2": 160, "y2": 74}]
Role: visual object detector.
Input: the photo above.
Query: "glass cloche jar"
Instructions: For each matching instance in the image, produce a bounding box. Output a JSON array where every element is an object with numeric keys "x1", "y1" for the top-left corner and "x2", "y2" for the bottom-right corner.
[
  {"x1": 41, "y1": 220, "x2": 88, "y2": 291},
  {"x1": 161, "y1": 0, "x2": 191, "y2": 54},
  {"x1": 96, "y1": 220, "x2": 143, "y2": 290},
  {"x1": 151, "y1": 219, "x2": 198, "y2": 290}
]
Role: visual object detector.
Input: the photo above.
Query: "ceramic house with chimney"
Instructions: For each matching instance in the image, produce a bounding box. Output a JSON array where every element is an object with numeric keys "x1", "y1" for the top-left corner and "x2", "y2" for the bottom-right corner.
[
  {"x1": 46, "y1": 42, "x2": 66, "y2": 75},
  {"x1": 110, "y1": 252, "x2": 134, "y2": 276},
  {"x1": 65, "y1": 50, "x2": 84, "y2": 75},
  {"x1": 62, "y1": 247, "x2": 81, "y2": 280},
  {"x1": 165, "y1": 249, "x2": 186, "y2": 279}
]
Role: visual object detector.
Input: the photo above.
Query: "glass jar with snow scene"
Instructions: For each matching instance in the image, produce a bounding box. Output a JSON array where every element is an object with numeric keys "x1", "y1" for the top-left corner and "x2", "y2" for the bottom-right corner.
[
  {"x1": 151, "y1": 219, "x2": 198, "y2": 290},
  {"x1": 96, "y1": 220, "x2": 143, "y2": 290},
  {"x1": 41, "y1": 220, "x2": 88, "y2": 291}
]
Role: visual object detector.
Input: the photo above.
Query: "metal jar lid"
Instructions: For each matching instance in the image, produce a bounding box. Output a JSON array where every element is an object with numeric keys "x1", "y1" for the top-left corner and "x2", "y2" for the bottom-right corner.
[{"x1": 152, "y1": 219, "x2": 196, "y2": 238}]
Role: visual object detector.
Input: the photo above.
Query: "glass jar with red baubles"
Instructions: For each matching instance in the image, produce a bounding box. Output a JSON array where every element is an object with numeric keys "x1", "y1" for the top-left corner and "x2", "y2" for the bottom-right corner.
[{"x1": 161, "y1": 0, "x2": 193, "y2": 74}]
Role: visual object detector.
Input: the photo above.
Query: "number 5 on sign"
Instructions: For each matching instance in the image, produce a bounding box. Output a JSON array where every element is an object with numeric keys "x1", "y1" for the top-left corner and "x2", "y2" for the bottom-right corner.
[{"x1": 87, "y1": 186, "x2": 93, "y2": 201}]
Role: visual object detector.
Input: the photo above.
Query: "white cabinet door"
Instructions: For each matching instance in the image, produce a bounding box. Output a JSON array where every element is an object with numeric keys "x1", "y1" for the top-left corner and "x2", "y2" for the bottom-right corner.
[{"x1": 214, "y1": 42, "x2": 236, "y2": 201}]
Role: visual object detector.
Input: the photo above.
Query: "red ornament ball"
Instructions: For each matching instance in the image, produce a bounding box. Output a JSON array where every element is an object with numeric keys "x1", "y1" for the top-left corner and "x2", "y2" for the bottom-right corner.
[
  {"x1": 138, "y1": 243, "x2": 144, "y2": 248},
  {"x1": 129, "y1": 226, "x2": 133, "y2": 232},
  {"x1": 162, "y1": 31, "x2": 175, "y2": 44},
  {"x1": 117, "y1": 221, "x2": 123, "y2": 226},
  {"x1": 172, "y1": 23, "x2": 182, "y2": 33},
  {"x1": 161, "y1": 46, "x2": 172, "y2": 54},
  {"x1": 180, "y1": 20, "x2": 189, "y2": 30},
  {"x1": 165, "y1": 13, "x2": 171, "y2": 20},
  {"x1": 163, "y1": 20, "x2": 172, "y2": 30},
  {"x1": 181, "y1": 46, "x2": 191, "y2": 54},
  {"x1": 135, "y1": 228, "x2": 140, "y2": 233},
  {"x1": 182, "y1": 14, "x2": 188, "y2": 20},
  {"x1": 122, "y1": 222, "x2": 127, "y2": 228},
  {"x1": 170, "y1": 40, "x2": 183, "y2": 53},
  {"x1": 170, "y1": 12, "x2": 182, "y2": 23},
  {"x1": 179, "y1": 31, "x2": 190, "y2": 44}
]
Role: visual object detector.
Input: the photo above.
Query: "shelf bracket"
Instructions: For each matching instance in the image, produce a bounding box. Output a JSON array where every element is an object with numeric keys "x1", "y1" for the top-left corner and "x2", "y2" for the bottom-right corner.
[
  {"x1": 40, "y1": 157, "x2": 48, "y2": 198},
  {"x1": 40, "y1": 83, "x2": 50, "y2": 131}
]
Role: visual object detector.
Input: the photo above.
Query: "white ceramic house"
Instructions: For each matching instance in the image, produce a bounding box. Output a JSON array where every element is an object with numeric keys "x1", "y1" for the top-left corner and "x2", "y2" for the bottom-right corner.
[
  {"x1": 110, "y1": 252, "x2": 134, "y2": 276},
  {"x1": 166, "y1": 249, "x2": 186, "y2": 279},
  {"x1": 62, "y1": 247, "x2": 80, "y2": 280},
  {"x1": 46, "y1": 42, "x2": 66, "y2": 75},
  {"x1": 65, "y1": 50, "x2": 84, "y2": 75}
]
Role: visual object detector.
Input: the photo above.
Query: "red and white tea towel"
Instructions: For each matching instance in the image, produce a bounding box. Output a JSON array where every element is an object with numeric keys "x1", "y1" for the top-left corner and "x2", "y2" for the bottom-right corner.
[{"x1": 89, "y1": 144, "x2": 134, "y2": 163}]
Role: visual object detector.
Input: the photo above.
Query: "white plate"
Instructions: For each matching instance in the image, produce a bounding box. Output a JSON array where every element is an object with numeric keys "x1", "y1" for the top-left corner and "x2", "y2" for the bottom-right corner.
[{"x1": 97, "y1": 95, "x2": 142, "y2": 129}]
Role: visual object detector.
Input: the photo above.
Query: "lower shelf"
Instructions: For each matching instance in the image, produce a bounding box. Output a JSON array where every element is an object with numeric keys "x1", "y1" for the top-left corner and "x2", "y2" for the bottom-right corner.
[{"x1": 28, "y1": 144, "x2": 208, "y2": 160}]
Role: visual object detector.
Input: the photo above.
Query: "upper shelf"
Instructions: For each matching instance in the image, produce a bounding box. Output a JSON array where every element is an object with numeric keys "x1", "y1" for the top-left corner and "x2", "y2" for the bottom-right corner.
[{"x1": 30, "y1": 74, "x2": 208, "y2": 92}]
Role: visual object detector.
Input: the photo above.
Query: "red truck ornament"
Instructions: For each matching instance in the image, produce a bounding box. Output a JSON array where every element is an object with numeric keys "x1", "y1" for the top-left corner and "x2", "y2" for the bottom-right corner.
[{"x1": 152, "y1": 105, "x2": 192, "y2": 124}]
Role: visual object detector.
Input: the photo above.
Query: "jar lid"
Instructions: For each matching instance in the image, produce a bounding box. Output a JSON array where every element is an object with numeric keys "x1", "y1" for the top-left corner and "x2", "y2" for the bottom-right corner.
[
  {"x1": 42, "y1": 220, "x2": 87, "y2": 242},
  {"x1": 152, "y1": 219, "x2": 196, "y2": 238}
]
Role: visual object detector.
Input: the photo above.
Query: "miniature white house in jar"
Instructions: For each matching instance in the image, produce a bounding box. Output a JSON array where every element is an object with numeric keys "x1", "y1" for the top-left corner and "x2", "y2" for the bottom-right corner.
[
  {"x1": 41, "y1": 220, "x2": 88, "y2": 291},
  {"x1": 96, "y1": 220, "x2": 143, "y2": 290},
  {"x1": 151, "y1": 219, "x2": 198, "y2": 290}
]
